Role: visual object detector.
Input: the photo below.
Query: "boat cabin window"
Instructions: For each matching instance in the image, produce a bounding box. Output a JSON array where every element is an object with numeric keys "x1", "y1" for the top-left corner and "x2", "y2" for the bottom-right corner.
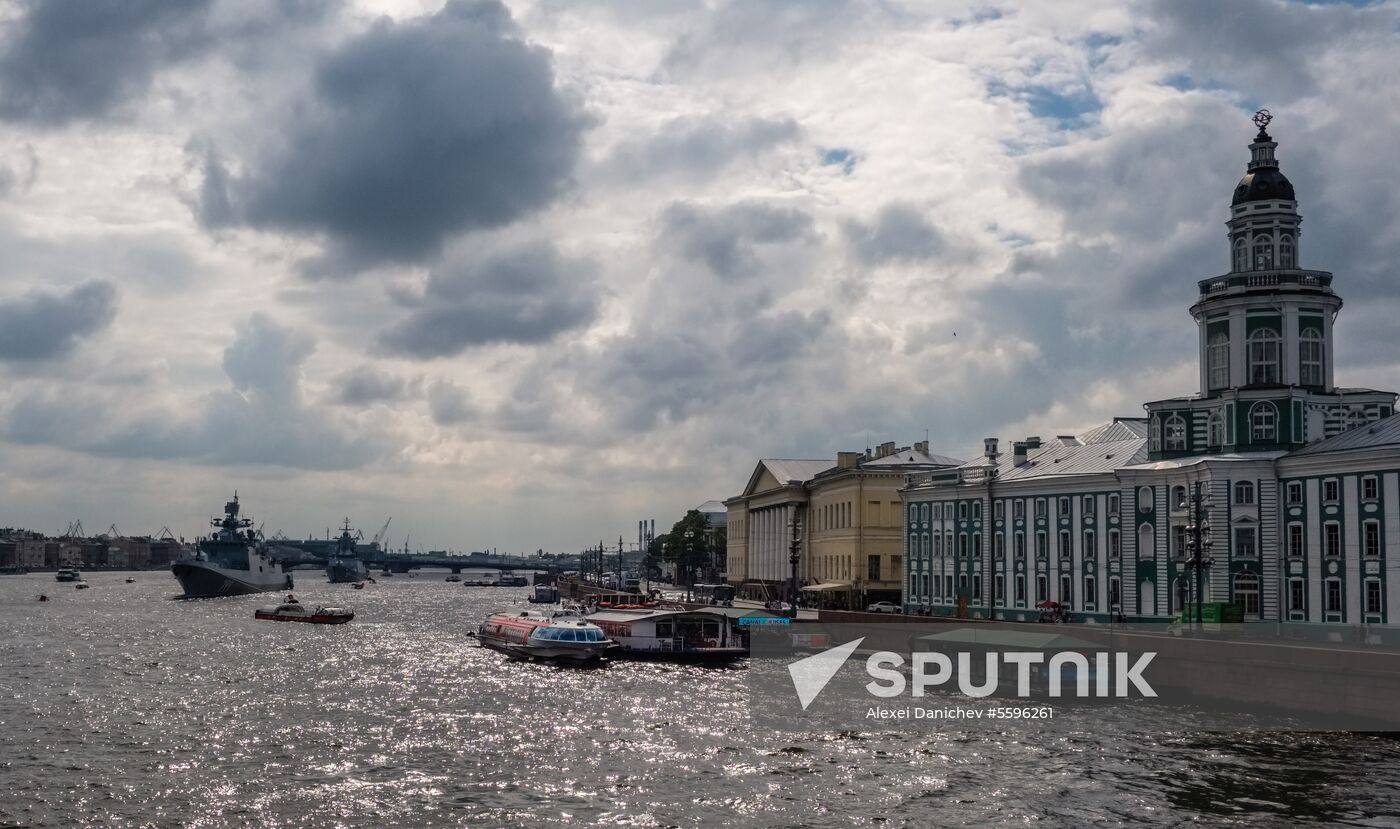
[{"x1": 656, "y1": 622, "x2": 674, "y2": 638}]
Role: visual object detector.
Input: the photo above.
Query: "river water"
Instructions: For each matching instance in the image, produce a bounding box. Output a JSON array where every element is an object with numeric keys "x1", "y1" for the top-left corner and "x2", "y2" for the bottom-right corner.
[{"x1": 2, "y1": 571, "x2": 1399, "y2": 828}]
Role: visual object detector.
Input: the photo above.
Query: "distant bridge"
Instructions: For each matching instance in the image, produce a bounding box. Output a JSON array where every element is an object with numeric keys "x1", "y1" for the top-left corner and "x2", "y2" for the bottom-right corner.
[{"x1": 270, "y1": 542, "x2": 550, "y2": 574}]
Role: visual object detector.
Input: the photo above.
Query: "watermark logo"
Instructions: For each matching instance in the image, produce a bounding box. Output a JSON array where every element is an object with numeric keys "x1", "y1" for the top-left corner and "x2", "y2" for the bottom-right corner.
[{"x1": 788, "y1": 637, "x2": 865, "y2": 710}]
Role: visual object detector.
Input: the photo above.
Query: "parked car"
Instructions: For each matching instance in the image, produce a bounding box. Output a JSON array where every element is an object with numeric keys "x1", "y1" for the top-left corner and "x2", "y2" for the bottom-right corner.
[{"x1": 866, "y1": 601, "x2": 901, "y2": 614}]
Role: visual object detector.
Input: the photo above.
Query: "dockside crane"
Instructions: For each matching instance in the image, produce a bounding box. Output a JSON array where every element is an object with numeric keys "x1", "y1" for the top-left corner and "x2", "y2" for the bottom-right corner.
[{"x1": 372, "y1": 517, "x2": 392, "y2": 549}]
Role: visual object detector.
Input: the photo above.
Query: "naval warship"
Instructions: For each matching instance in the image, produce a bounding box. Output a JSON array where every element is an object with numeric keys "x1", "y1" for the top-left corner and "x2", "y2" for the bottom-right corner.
[
  {"x1": 326, "y1": 519, "x2": 369, "y2": 584},
  {"x1": 171, "y1": 494, "x2": 293, "y2": 597}
]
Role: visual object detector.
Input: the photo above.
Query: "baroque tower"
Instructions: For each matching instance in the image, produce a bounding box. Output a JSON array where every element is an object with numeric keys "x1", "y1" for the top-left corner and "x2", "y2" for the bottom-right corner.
[{"x1": 1145, "y1": 111, "x2": 1395, "y2": 460}]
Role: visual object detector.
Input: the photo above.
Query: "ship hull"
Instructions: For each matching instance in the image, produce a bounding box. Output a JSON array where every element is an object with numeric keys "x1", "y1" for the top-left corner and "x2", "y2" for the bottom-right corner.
[
  {"x1": 172, "y1": 560, "x2": 293, "y2": 598},
  {"x1": 326, "y1": 560, "x2": 367, "y2": 584}
]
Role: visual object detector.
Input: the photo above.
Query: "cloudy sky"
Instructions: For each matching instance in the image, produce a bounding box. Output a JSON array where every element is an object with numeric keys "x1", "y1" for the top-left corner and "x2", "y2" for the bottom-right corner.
[{"x1": 1, "y1": 0, "x2": 1398, "y2": 552}]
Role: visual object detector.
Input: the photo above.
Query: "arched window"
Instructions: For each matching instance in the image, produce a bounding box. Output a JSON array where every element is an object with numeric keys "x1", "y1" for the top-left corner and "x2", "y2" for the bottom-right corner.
[
  {"x1": 1233, "y1": 237, "x2": 1248, "y2": 272},
  {"x1": 1207, "y1": 333, "x2": 1230, "y2": 389},
  {"x1": 1165, "y1": 415, "x2": 1187, "y2": 451},
  {"x1": 1172, "y1": 485, "x2": 1187, "y2": 510},
  {"x1": 1299, "y1": 327, "x2": 1323, "y2": 386},
  {"x1": 1250, "y1": 401, "x2": 1278, "y2": 443},
  {"x1": 1248, "y1": 329, "x2": 1280, "y2": 384},
  {"x1": 1253, "y1": 233, "x2": 1274, "y2": 270},
  {"x1": 1151, "y1": 416, "x2": 1162, "y2": 452},
  {"x1": 1207, "y1": 411, "x2": 1225, "y2": 447},
  {"x1": 1279, "y1": 234, "x2": 1295, "y2": 268},
  {"x1": 1347, "y1": 408, "x2": 1366, "y2": 429}
]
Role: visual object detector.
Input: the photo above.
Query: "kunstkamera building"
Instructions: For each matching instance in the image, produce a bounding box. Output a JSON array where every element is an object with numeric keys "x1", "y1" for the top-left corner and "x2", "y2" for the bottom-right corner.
[{"x1": 901, "y1": 114, "x2": 1400, "y2": 625}]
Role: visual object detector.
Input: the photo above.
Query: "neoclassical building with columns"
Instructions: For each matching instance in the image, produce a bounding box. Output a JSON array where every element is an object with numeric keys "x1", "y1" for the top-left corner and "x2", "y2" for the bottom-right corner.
[{"x1": 901, "y1": 114, "x2": 1400, "y2": 625}]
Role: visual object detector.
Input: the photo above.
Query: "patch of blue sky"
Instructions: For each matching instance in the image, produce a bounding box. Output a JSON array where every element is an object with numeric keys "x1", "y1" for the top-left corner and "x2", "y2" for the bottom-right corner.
[{"x1": 819, "y1": 147, "x2": 856, "y2": 174}]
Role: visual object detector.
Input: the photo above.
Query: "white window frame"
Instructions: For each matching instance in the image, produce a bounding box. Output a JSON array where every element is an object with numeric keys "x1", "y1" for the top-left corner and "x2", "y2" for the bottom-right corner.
[
  {"x1": 1248, "y1": 329, "x2": 1280, "y2": 385},
  {"x1": 1207, "y1": 333, "x2": 1230, "y2": 390},
  {"x1": 1234, "y1": 481, "x2": 1255, "y2": 505},
  {"x1": 1250, "y1": 401, "x2": 1278, "y2": 443},
  {"x1": 1299, "y1": 327, "x2": 1323, "y2": 386}
]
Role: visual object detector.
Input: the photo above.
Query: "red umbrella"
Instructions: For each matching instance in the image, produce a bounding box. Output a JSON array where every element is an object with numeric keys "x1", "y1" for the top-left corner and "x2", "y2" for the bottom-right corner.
[{"x1": 1037, "y1": 600, "x2": 1061, "y2": 609}]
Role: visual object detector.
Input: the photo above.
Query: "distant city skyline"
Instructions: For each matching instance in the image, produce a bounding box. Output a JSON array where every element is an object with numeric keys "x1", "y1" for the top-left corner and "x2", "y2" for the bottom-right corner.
[{"x1": 1, "y1": 0, "x2": 1398, "y2": 551}]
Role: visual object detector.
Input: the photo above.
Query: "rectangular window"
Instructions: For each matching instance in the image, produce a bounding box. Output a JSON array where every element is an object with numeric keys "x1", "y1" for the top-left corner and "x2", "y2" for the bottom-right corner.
[
  {"x1": 1058, "y1": 497, "x2": 1070, "y2": 517},
  {"x1": 932, "y1": 503, "x2": 941, "y2": 521},
  {"x1": 1323, "y1": 479, "x2": 1339, "y2": 503},
  {"x1": 994, "y1": 532, "x2": 1004, "y2": 557},
  {"x1": 1288, "y1": 524, "x2": 1304, "y2": 558},
  {"x1": 1035, "y1": 499, "x2": 1046, "y2": 518},
  {"x1": 1363, "y1": 476, "x2": 1379, "y2": 502},
  {"x1": 1084, "y1": 576, "x2": 1096, "y2": 609},
  {"x1": 1060, "y1": 575, "x2": 1073, "y2": 607},
  {"x1": 1108, "y1": 493, "x2": 1119, "y2": 515},
  {"x1": 973, "y1": 575, "x2": 981, "y2": 603},
  {"x1": 1109, "y1": 530, "x2": 1120, "y2": 559},
  {"x1": 1174, "y1": 525, "x2": 1188, "y2": 559},
  {"x1": 1036, "y1": 575, "x2": 1047, "y2": 602},
  {"x1": 995, "y1": 574, "x2": 1004, "y2": 602},
  {"x1": 1325, "y1": 523, "x2": 1341, "y2": 557},
  {"x1": 1016, "y1": 574, "x2": 1026, "y2": 603},
  {"x1": 868, "y1": 555, "x2": 880, "y2": 581},
  {"x1": 1058, "y1": 530, "x2": 1071, "y2": 559},
  {"x1": 1083, "y1": 530, "x2": 1096, "y2": 558},
  {"x1": 945, "y1": 575, "x2": 953, "y2": 597},
  {"x1": 1234, "y1": 481, "x2": 1254, "y2": 505},
  {"x1": 933, "y1": 533, "x2": 942, "y2": 557},
  {"x1": 1289, "y1": 579, "x2": 1305, "y2": 611},
  {"x1": 1364, "y1": 521, "x2": 1380, "y2": 558},
  {"x1": 1233, "y1": 527, "x2": 1257, "y2": 558},
  {"x1": 994, "y1": 501, "x2": 1004, "y2": 519},
  {"x1": 1366, "y1": 580, "x2": 1382, "y2": 615},
  {"x1": 1083, "y1": 495, "x2": 1095, "y2": 515},
  {"x1": 1109, "y1": 577, "x2": 1121, "y2": 609},
  {"x1": 958, "y1": 502, "x2": 968, "y2": 520},
  {"x1": 1286, "y1": 481, "x2": 1303, "y2": 505},
  {"x1": 1014, "y1": 532, "x2": 1026, "y2": 560},
  {"x1": 1014, "y1": 500, "x2": 1024, "y2": 519},
  {"x1": 1036, "y1": 531, "x2": 1047, "y2": 560},
  {"x1": 1326, "y1": 580, "x2": 1342, "y2": 613}
]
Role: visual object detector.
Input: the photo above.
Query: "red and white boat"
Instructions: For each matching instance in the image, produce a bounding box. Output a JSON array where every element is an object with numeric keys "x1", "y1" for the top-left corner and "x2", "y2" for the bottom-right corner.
[
  {"x1": 586, "y1": 608, "x2": 749, "y2": 665},
  {"x1": 476, "y1": 610, "x2": 614, "y2": 663},
  {"x1": 254, "y1": 597, "x2": 354, "y2": 624}
]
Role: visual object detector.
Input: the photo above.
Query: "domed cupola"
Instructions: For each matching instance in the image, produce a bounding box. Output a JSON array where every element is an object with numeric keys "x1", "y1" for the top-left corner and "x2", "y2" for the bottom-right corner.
[{"x1": 1232, "y1": 110, "x2": 1295, "y2": 206}]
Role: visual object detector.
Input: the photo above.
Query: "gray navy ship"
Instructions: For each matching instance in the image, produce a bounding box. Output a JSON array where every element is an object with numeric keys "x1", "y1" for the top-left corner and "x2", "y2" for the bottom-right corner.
[
  {"x1": 326, "y1": 519, "x2": 369, "y2": 584},
  {"x1": 171, "y1": 494, "x2": 293, "y2": 597}
]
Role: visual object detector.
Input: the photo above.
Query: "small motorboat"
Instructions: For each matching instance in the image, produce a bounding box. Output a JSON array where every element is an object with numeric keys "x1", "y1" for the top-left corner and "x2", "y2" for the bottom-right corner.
[
  {"x1": 125, "y1": 577, "x2": 137, "y2": 583},
  {"x1": 254, "y1": 601, "x2": 354, "y2": 624},
  {"x1": 353, "y1": 582, "x2": 366, "y2": 590},
  {"x1": 445, "y1": 575, "x2": 461, "y2": 582},
  {"x1": 75, "y1": 581, "x2": 90, "y2": 590},
  {"x1": 37, "y1": 595, "x2": 49, "y2": 602}
]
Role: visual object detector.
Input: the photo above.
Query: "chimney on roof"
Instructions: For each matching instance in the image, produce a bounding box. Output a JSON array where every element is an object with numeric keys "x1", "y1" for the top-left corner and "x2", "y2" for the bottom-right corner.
[
  {"x1": 1013, "y1": 441, "x2": 1029, "y2": 466},
  {"x1": 1025, "y1": 436, "x2": 1042, "y2": 450},
  {"x1": 837, "y1": 451, "x2": 860, "y2": 469},
  {"x1": 914, "y1": 440, "x2": 929, "y2": 455},
  {"x1": 984, "y1": 437, "x2": 999, "y2": 461},
  {"x1": 1058, "y1": 435, "x2": 1080, "y2": 446}
]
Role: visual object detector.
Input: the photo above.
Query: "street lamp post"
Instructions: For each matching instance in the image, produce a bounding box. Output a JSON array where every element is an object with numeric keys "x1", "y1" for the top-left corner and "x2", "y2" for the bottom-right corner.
[
  {"x1": 683, "y1": 529, "x2": 694, "y2": 602},
  {"x1": 1181, "y1": 481, "x2": 1214, "y2": 632},
  {"x1": 787, "y1": 516, "x2": 802, "y2": 619}
]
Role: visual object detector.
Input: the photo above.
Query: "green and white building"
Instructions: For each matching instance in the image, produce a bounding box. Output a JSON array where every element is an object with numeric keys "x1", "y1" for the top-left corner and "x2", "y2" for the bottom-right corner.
[{"x1": 901, "y1": 116, "x2": 1399, "y2": 624}]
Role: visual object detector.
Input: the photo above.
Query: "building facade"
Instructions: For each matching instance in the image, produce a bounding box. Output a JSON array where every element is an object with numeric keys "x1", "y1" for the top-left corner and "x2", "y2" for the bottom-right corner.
[
  {"x1": 727, "y1": 443, "x2": 961, "y2": 603},
  {"x1": 902, "y1": 115, "x2": 1400, "y2": 625}
]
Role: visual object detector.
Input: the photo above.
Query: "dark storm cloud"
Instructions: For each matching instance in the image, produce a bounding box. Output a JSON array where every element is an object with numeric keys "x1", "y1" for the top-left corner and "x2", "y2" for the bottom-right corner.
[
  {"x1": 0, "y1": 0, "x2": 215, "y2": 124},
  {"x1": 212, "y1": 0, "x2": 586, "y2": 274},
  {"x1": 331, "y1": 365, "x2": 407, "y2": 406},
  {"x1": 2, "y1": 313, "x2": 390, "y2": 470},
  {"x1": 1141, "y1": 0, "x2": 1392, "y2": 102},
  {"x1": 843, "y1": 203, "x2": 941, "y2": 265},
  {"x1": 0, "y1": 281, "x2": 116, "y2": 362},
  {"x1": 376, "y1": 243, "x2": 598, "y2": 359},
  {"x1": 659, "y1": 200, "x2": 814, "y2": 280},
  {"x1": 603, "y1": 114, "x2": 801, "y2": 179}
]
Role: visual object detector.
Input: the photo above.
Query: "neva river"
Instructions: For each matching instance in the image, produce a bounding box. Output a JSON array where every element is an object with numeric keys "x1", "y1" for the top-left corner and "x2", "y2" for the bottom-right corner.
[{"x1": 3, "y1": 572, "x2": 1400, "y2": 828}]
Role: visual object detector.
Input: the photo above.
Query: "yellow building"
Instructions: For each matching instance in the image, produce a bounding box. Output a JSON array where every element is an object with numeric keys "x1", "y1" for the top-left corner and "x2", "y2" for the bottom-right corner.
[{"x1": 725, "y1": 442, "x2": 961, "y2": 607}]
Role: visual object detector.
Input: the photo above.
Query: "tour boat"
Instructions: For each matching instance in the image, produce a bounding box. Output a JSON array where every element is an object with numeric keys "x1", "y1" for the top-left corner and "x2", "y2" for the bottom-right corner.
[
  {"x1": 55, "y1": 568, "x2": 80, "y2": 582},
  {"x1": 125, "y1": 577, "x2": 136, "y2": 583},
  {"x1": 254, "y1": 599, "x2": 354, "y2": 625},
  {"x1": 585, "y1": 608, "x2": 748, "y2": 665},
  {"x1": 476, "y1": 610, "x2": 614, "y2": 663}
]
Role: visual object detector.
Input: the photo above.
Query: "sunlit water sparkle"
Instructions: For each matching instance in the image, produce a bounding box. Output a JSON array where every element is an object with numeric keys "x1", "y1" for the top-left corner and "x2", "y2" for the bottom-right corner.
[{"x1": 3, "y1": 572, "x2": 1400, "y2": 828}]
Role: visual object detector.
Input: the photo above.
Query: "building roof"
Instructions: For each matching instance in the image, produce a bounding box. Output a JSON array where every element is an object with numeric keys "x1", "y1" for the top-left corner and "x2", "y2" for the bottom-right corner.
[
  {"x1": 1117, "y1": 451, "x2": 1286, "y2": 472},
  {"x1": 695, "y1": 500, "x2": 727, "y2": 514},
  {"x1": 759, "y1": 459, "x2": 833, "y2": 485},
  {"x1": 1288, "y1": 413, "x2": 1400, "y2": 457},
  {"x1": 1079, "y1": 418, "x2": 1149, "y2": 443},
  {"x1": 860, "y1": 448, "x2": 964, "y2": 468}
]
